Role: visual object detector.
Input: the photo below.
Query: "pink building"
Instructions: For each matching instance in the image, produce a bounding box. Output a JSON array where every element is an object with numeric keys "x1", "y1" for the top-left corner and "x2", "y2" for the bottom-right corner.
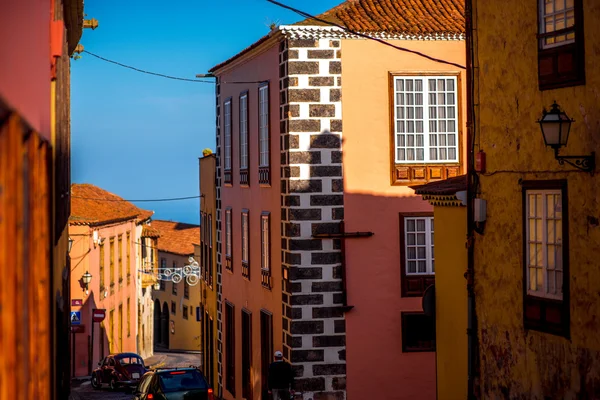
[
  {"x1": 209, "y1": 0, "x2": 466, "y2": 398},
  {"x1": 69, "y1": 184, "x2": 158, "y2": 377}
]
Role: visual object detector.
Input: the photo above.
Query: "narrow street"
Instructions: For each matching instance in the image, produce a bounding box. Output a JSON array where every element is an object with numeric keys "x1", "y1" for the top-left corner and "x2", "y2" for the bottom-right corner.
[{"x1": 70, "y1": 352, "x2": 202, "y2": 400}]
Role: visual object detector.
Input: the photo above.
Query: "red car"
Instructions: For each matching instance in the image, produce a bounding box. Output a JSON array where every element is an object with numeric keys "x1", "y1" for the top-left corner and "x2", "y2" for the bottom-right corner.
[{"x1": 91, "y1": 353, "x2": 147, "y2": 391}]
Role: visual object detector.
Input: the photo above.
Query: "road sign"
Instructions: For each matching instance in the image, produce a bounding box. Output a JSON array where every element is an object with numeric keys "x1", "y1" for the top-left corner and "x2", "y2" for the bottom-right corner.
[
  {"x1": 92, "y1": 309, "x2": 106, "y2": 323},
  {"x1": 70, "y1": 324, "x2": 85, "y2": 333},
  {"x1": 71, "y1": 299, "x2": 83, "y2": 306},
  {"x1": 70, "y1": 311, "x2": 81, "y2": 325}
]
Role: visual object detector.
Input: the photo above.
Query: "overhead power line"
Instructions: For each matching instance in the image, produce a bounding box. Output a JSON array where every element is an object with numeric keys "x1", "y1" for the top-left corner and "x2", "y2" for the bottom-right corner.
[
  {"x1": 72, "y1": 195, "x2": 201, "y2": 202},
  {"x1": 265, "y1": 0, "x2": 467, "y2": 70},
  {"x1": 82, "y1": 50, "x2": 267, "y2": 84}
]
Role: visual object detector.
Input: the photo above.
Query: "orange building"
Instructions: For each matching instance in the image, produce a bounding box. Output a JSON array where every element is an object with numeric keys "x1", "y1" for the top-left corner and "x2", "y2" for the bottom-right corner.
[
  {"x1": 151, "y1": 220, "x2": 202, "y2": 352},
  {"x1": 0, "y1": 0, "x2": 84, "y2": 399},
  {"x1": 69, "y1": 184, "x2": 158, "y2": 377},
  {"x1": 208, "y1": 1, "x2": 466, "y2": 398}
]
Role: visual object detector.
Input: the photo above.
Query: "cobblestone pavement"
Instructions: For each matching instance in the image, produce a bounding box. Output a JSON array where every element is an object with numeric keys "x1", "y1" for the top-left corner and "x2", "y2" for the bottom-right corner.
[{"x1": 70, "y1": 351, "x2": 203, "y2": 400}]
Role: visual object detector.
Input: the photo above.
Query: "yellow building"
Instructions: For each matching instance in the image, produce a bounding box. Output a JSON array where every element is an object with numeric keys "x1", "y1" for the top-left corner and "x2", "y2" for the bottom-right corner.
[
  {"x1": 413, "y1": 176, "x2": 468, "y2": 400},
  {"x1": 152, "y1": 220, "x2": 202, "y2": 352},
  {"x1": 468, "y1": 0, "x2": 600, "y2": 397},
  {"x1": 199, "y1": 153, "x2": 218, "y2": 391}
]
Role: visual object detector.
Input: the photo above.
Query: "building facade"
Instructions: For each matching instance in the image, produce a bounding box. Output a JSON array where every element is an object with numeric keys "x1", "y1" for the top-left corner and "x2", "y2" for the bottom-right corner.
[
  {"x1": 209, "y1": 1, "x2": 466, "y2": 398},
  {"x1": 200, "y1": 153, "x2": 219, "y2": 391},
  {"x1": 468, "y1": 0, "x2": 600, "y2": 397},
  {"x1": 69, "y1": 184, "x2": 155, "y2": 377},
  {"x1": 0, "y1": 1, "x2": 84, "y2": 398},
  {"x1": 151, "y1": 220, "x2": 202, "y2": 352}
]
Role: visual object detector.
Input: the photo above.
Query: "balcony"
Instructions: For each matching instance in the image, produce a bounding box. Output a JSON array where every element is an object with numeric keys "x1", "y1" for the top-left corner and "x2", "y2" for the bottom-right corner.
[
  {"x1": 141, "y1": 262, "x2": 158, "y2": 288},
  {"x1": 242, "y1": 261, "x2": 249, "y2": 279},
  {"x1": 261, "y1": 268, "x2": 271, "y2": 289}
]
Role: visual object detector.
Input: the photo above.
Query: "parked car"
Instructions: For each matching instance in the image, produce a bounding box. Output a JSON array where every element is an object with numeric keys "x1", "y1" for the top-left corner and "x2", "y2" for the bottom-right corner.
[
  {"x1": 133, "y1": 367, "x2": 214, "y2": 400},
  {"x1": 91, "y1": 353, "x2": 147, "y2": 391}
]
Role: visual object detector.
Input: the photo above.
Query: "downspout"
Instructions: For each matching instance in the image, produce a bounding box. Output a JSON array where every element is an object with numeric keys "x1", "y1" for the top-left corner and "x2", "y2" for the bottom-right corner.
[{"x1": 465, "y1": 0, "x2": 479, "y2": 398}]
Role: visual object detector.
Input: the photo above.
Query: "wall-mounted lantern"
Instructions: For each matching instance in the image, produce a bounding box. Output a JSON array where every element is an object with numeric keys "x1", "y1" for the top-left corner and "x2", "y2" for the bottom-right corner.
[
  {"x1": 81, "y1": 271, "x2": 92, "y2": 295},
  {"x1": 68, "y1": 237, "x2": 74, "y2": 253},
  {"x1": 538, "y1": 101, "x2": 595, "y2": 173}
]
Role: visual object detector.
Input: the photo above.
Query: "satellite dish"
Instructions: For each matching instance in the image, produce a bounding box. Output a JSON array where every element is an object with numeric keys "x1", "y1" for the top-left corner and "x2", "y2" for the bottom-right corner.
[{"x1": 422, "y1": 284, "x2": 435, "y2": 318}]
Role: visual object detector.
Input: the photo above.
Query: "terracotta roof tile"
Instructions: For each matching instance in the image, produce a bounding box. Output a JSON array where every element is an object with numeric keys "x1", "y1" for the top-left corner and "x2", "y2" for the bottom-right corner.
[
  {"x1": 152, "y1": 220, "x2": 200, "y2": 256},
  {"x1": 411, "y1": 175, "x2": 467, "y2": 195},
  {"x1": 141, "y1": 225, "x2": 161, "y2": 238},
  {"x1": 295, "y1": 0, "x2": 465, "y2": 36},
  {"x1": 70, "y1": 184, "x2": 153, "y2": 226}
]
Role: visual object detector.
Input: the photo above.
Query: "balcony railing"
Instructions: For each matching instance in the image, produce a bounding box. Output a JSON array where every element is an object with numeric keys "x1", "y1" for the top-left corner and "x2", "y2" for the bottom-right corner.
[
  {"x1": 242, "y1": 261, "x2": 250, "y2": 279},
  {"x1": 261, "y1": 268, "x2": 271, "y2": 289},
  {"x1": 258, "y1": 166, "x2": 270, "y2": 185},
  {"x1": 141, "y1": 265, "x2": 158, "y2": 288},
  {"x1": 240, "y1": 169, "x2": 249, "y2": 186},
  {"x1": 225, "y1": 256, "x2": 232, "y2": 272}
]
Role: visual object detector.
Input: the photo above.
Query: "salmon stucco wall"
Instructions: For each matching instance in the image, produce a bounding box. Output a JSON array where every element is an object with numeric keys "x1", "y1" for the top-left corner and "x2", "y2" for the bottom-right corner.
[
  {"x1": 217, "y1": 41, "x2": 284, "y2": 400},
  {"x1": 433, "y1": 205, "x2": 468, "y2": 400},
  {"x1": 341, "y1": 38, "x2": 467, "y2": 400},
  {"x1": 472, "y1": 0, "x2": 600, "y2": 398}
]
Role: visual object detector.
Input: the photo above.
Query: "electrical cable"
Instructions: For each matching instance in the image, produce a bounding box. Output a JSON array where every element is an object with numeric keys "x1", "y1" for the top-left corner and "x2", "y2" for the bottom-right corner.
[
  {"x1": 82, "y1": 50, "x2": 267, "y2": 84},
  {"x1": 71, "y1": 195, "x2": 201, "y2": 202},
  {"x1": 265, "y1": 0, "x2": 467, "y2": 70}
]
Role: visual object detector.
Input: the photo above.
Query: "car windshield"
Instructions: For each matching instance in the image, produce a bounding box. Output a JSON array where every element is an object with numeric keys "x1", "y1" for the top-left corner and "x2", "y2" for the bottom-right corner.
[
  {"x1": 116, "y1": 355, "x2": 144, "y2": 366},
  {"x1": 158, "y1": 370, "x2": 208, "y2": 393}
]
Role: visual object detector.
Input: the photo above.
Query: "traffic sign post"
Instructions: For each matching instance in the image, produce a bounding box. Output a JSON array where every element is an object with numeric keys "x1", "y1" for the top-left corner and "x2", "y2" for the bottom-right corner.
[{"x1": 89, "y1": 309, "x2": 106, "y2": 375}]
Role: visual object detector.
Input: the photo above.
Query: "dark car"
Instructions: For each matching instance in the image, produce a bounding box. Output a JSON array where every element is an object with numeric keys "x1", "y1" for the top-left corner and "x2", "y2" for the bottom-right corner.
[
  {"x1": 91, "y1": 353, "x2": 147, "y2": 391},
  {"x1": 133, "y1": 367, "x2": 214, "y2": 400}
]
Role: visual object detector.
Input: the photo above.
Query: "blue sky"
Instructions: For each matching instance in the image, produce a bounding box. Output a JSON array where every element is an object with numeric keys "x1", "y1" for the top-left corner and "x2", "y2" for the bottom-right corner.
[{"x1": 71, "y1": 0, "x2": 342, "y2": 224}]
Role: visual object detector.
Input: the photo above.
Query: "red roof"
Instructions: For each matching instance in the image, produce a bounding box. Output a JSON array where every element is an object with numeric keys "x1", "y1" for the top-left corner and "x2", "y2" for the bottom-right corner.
[
  {"x1": 296, "y1": 0, "x2": 465, "y2": 35},
  {"x1": 70, "y1": 184, "x2": 153, "y2": 226},
  {"x1": 411, "y1": 175, "x2": 467, "y2": 195},
  {"x1": 152, "y1": 220, "x2": 200, "y2": 256}
]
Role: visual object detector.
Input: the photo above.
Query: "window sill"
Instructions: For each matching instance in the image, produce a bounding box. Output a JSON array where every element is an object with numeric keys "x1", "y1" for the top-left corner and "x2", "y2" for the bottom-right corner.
[{"x1": 393, "y1": 164, "x2": 461, "y2": 186}]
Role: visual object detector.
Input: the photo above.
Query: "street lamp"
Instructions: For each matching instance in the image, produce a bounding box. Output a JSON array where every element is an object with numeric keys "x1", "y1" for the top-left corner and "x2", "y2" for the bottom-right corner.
[
  {"x1": 68, "y1": 237, "x2": 74, "y2": 253},
  {"x1": 538, "y1": 101, "x2": 595, "y2": 173},
  {"x1": 81, "y1": 271, "x2": 92, "y2": 295}
]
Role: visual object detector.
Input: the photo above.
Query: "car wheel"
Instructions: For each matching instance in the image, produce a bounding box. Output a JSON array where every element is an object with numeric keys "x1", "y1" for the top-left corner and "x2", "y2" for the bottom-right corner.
[
  {"x1": 90, "y1": 374, "x2": 101, "y2": 390},
  {"x1": 109, "y1": 377, "x2": 118, "y2": 391}
]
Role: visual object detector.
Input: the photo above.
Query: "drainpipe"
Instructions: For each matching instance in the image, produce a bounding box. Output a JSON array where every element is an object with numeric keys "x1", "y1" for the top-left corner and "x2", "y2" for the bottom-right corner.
[{"x1": 465, "y1": 0, "x2": 479, "y2": 398}]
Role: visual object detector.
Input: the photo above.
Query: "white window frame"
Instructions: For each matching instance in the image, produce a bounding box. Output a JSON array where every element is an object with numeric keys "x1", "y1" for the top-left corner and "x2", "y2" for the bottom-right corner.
[
  {"x1": 258, "y1": 85, "x2": 269, "y2": 168},
  {"x1": 393, "y1": 76, "x2": 459, "y2": 164},
  {"x1": 208, "y1": 214, "x2": 213, "y2": 248},
  {"x1": 525, "y1": 189, "x2": 563, "y2": 301},
  {"x1": 241, "y1": 211, "x2": 249, "y2": 264},
  {"x1": 404, "y1": 216, "x2": 435, "y2": 275},
  {"x1": 224, "y1": 99, "x2": 232, "y2": 172},
  {"x1": 261, "y1": 213, "x2": 270, "y2": 271},
  {"x1": 239, "y1": 93, "x2": 249, "y2": 170},
  {"x1": 225, "y1": 209, "x2": 232, "y2": 258},
  {"x1": 539, "y1": 0, "x2": 576, "y2": 49}
]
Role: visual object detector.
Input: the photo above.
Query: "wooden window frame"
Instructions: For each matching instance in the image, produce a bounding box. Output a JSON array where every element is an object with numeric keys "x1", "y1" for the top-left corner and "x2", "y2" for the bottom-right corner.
[
  {"x1": 239, "y1": 91, "x2": 250, "y2": 186},
  {"x1": 118, "y1": 235, "x2": 123, "y2": 285},
  {"x1": 399, "y1": 212, "x2": 435, "y2": 297},
  {"x1": 537, "y1": 0, "x2": 585, "y2": 90},
  {"x1": 172, "y1": 261, "x2": 178, "y2": 295},
  {"x1": 208, "y1": 213, "x2": 213, "y2": 287},
  {"x1": 241, "y1": 309, "x2": 253, "y2": 400},
  {"x1": 109, "y1": 237, "x2": 115, "y2": 294},
  {"x1": 183, "y1": 305, "x2": 189, "y2": 320},
  {"x1": 171, "y1": 301, "x2": 176, "y2": 315},
  {"x1": 225, "y1": 301, "x2": 236, "y2": 396},
  {"x1": 401, "y1": 312, "x2": 436, "y2": 352},
  {"x1": 126, "y1": 231, "x2": 131, "y2": 284},
  {"x1": 223, "y1": 98, "x2": 233, "y2": 185},
  {"x1": 389, "y1": 72, "x2": 463, "y2": 186},
  {"x1": 225, "y1": 208, "x2": 232, "y2": 272},
  {"x1": 521, "y1": 180, "x2": 570, "y2": 338},
  {"x1": 261, "y1": 212, "x2": 272, "y2": 289},
  {"x1": 260, "y1": 310, "x2": 273, "y2": 396},
  {"x1": 241, "y1": 210, "x2": 250, "y2": 279},
  {"x1": 258, "y1": 83, "x2": 271, "y2": 185},
  {"x1": 99, "y1": 243, "x2": 105, "y2": 291},
  {"x1": 127, "y1": 298, "x2": 130, "y2": 337}
]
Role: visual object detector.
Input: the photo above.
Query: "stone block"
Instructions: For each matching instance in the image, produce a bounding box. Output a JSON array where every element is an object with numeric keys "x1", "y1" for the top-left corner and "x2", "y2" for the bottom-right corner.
[
  {"x1": 310, "y1": 167, "x2": 342, "y2": 178},
  {"x1": 309, "y1": 104, "x2": 336, "y2": 118},
  {"x1": 308, "y1": 50, "x2": 335, "y2": 59},
  {"x1": 289, "y1": 89, "x2": 321, "y2": 102},
  {"x1": 311, "y1": 252, "x2": 342, "y2": 264},
  {"x1": 310, "y1": 134, "x2": 341, "y2": 149},
  {"x1": 289, "y1": 267, "x2": 323, "y2": 280},
  {"x1": 290, "y1": 322, "x2": 325, "y2": 335},
  {"x1": 289, "y1": 151, "x2": 322, "y2": 164},
  {"x1": 290, "y1": 239, "x2": 323, "y2": 251},
  {"x1": 291, "y1": 294, "x2": 324, "y2": 306},
  {"x1": 330, "y1": 89, "x2": 342, "y2": 102},
  {"x1": 289, "y1": 180, "x2": 322, "y2": 193},
  {"x1": 313, "y1": 363, "x2": 346, "y2": 376},
  {"x1": 289, "y1": 119, "x2": 321, "y2": 132},
  {"x1": 310, "y1": 195, "x2": 344, "y2": 206},
  {"x1": 309, "y1": 77, "x2": 335, "y2": 86},
  {"x1": 312, "y1": 307, "x2": 344, "y2": 319},
  {"x1": 289, "y1": 61, "x2": 319, "y2": 75}
]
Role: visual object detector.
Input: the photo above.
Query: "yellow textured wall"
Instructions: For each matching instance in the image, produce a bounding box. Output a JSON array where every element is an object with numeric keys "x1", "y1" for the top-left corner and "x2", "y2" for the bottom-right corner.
[
  {"x1": 473, "y1": 0, "x2": 600, "y2": 398},
  {"x1": 434, "y1": 205, "x2": 468, "y2": 400}
]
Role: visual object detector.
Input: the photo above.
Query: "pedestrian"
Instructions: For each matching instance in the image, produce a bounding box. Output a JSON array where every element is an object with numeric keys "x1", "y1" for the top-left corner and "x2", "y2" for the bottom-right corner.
[{"x1": 267, "y1": 350, "x2": 295, "y2": 400}]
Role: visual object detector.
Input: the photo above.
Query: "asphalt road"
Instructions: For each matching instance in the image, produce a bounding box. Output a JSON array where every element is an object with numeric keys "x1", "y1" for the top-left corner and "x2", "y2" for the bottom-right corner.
[{"x1": 70, "y1": 351, "x2": 203, "y2": 400}]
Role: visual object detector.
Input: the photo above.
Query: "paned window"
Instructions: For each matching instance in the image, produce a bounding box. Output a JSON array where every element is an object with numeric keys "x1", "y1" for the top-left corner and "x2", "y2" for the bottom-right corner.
[
  {"x1": 225, "y1": 302, "x2": 236, "y2": 396},
  {"x1": 261, "y1": 213, "x2": 271, "y2": 288},
  {"x1": 401, "y1": 312, "x2": 435, "y2": 352},
  {"x1": 239, "y1": 92, "x2": 249, "y2": 185},
  {"x1": 99, "y1": 243, "x2": 105, "y2": 289},
  {"x1": 258, "y1": 84, "x2": 270, "y2": 184},
  {"x1": 241, "y1": 211, "x2": 249, "y2": 278},
  {"x1": 208, "y1": 214, "x2": 213, "y2": 286},
  {"x1": 172, "y1": 261, "x2": 178, "y2": 295},
  {"x1": 394, "y1": 76, "x2": 458, "y2": 164},
  {"x1": 537, "y1": 0, "x2": 584, "y2": 89},
  {"x1": 400, "y1": 213, "x2": 435, "y2": 297},
  {"x1": 224, "y1": 99, "x2": 232, "y2": 183},
  {"x1": 225, "y1": 208, "x2": 232, "y2": 271},
  {"x1": 522, "y1": 180, "x2": 569, "y2": 337}
]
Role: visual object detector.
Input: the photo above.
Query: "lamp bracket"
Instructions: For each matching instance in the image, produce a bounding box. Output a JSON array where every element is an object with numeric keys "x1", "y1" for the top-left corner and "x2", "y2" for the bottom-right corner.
[{"x1": 554, "y1": 148, "x2": 595, "y2": 174}]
